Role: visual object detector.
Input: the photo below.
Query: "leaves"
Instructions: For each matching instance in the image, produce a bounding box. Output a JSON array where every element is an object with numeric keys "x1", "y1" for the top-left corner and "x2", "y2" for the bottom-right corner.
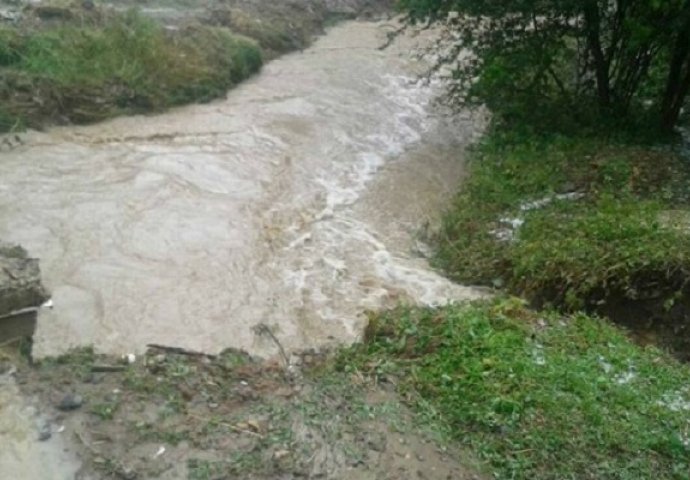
[{"x1": 401, "y1": 0, "x2": 690, "y2": 132}]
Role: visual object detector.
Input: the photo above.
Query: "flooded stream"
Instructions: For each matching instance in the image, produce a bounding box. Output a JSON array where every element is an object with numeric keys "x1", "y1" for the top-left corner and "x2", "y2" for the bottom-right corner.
[
  {"x1": 0, "y1": 20, "x2": 482, "y2": 360},
  {"x1": 0, "y1": 19, "x2": 485, "y2": 478}
]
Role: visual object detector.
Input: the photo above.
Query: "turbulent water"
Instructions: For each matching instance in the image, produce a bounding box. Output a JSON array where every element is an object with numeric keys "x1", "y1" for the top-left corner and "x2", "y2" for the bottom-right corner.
[{"x1": 0, "y1": 21, "x2": 483, "y2": 361}]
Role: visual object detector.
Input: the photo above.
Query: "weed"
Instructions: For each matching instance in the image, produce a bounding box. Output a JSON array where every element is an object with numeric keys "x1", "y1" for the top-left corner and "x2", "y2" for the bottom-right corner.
[
  {"x1": 188, "y1": 459, "x2": 226, "y2": 480},
  {"x1": 91, "y1": 401, "x2": 119, "y2": 421}
]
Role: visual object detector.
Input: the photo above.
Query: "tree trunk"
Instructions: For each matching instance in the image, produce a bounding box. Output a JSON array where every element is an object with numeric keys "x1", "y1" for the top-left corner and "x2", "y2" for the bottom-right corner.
[
  {"x1": 660, "y1": 24, "x2": 690, "y2": 133},
  {"x1": 583, "y1": 2, "x2": 611, "y2": 109}
]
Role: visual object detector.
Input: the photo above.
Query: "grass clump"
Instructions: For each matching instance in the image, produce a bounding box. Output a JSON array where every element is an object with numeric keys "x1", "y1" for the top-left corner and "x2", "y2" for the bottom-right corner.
[
  {"x1": 513, "y1": 195, "x2": 690, "y2": 309},
  {"x1": 343, "y1": 299, "x2": 690, "y2": 479},
  {"x1": 215, "y1": 8, "x2": 301, "y2": 57}
]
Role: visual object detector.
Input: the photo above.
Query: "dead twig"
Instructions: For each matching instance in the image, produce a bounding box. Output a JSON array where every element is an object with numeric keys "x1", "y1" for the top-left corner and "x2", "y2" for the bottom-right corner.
[
  {"x1": 378, "y1": 21, "x2": 409, "y2": 50},
  {"x1": 146, "y1": 343, "x2": 217, "y2": 360},
  {"x1": 252, "y1": 323, "x2": 289, "y2": 368},
  {"x1": 91, "y1": 364, "x2": 127, "y2": 373},
  {"x1": 189, "y1": 414, "x2": 264, "y2": 439}
]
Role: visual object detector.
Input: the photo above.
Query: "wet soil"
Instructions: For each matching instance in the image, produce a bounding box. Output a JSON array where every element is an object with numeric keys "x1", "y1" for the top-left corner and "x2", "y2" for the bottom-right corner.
[{"x1": 3, "y1": 344, "x2": 486, "y2": 479}]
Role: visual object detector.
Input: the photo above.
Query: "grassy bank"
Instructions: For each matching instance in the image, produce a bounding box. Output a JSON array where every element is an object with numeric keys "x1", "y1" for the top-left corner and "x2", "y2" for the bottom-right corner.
[
  {"x1": 430, "y1": 131, "x2": 690, "y2": 352},
  {"x1": 340, "y1": 12, "x2": 690, "y2": 473},
  {"x1": 0, "y1": 10, "x2": 263, "y2": 132},
  {"x1": 341, "y1": 300, "x2": 690, "y2": 479},
  {"x1": 341, "y1": 84, "x2": 690, "y2": 476}
]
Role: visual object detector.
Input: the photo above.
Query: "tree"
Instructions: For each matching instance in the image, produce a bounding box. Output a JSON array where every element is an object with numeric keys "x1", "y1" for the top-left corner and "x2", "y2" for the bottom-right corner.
[{"x1": 400, "y1": 0, "x2": 690, "y2": 134}]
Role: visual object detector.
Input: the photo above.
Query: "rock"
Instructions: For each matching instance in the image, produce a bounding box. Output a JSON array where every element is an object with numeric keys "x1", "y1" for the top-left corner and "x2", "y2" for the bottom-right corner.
[
  {"x1": 0, "y1": 241, "x2": 50, "y2": 344},
  {"x1": 557, "y1": 181, "x2": 577, "y2": 194},
  {"x1": 0, "y1": 242, "x2": 49, "y2": 313},
  {"x1": 57, "y1": 393, "x2": 83, "y2": 411},
  {"x1": 273, "y1": 449, "x2": 290, "y2": 461},
  {"x1": 37, "y1": 420, "x2": 51, "y2": 441}
]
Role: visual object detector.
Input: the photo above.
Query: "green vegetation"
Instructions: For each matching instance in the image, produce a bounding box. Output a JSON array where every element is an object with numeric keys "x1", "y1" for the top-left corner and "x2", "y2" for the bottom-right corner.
[
  {"x1": 401, "y1": 0, "x2": 690, "y2": 134},
  {"x1": 435, "y1": 135, "x2": 690, "y2": 315},
  {"x1": 0, "y1": 10, "x2": 262, "y2": 132},
  {"x1": 341, "y1": 299, "x2": 690, "y2": 479},
  {"x1": 394, "y1": 0, "x2": 690, "y2": 350},
  {"x1": 352, "y1": 1, "x2": 690, "y2": 478}
]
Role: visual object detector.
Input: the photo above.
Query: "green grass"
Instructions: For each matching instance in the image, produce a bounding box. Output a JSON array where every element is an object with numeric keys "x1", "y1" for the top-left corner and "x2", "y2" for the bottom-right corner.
[
  {"x1": 435, "y1": 134, "x2": 690, "y2": 312},
  {"x1": 0, "y1": 10, "x2": 262, "y2": 132},
  {"x1": 341, "y1": 299, "x2": 690, "y2": 479}
]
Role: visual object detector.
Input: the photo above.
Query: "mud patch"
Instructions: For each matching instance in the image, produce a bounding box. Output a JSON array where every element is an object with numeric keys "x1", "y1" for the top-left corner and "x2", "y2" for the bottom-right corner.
[
  {"x1": 11, "y1": 345, "x2": 485, "y2": 479},
  {"x1": 0, "y1": 350, "x2": 81, "y2": 480}
]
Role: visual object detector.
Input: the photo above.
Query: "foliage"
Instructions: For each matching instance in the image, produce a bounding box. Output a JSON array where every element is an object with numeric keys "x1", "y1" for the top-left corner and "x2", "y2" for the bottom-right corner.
[
  {"x1": 344, "y1": 300, "x2": 690, "y2": 479},
  {"x1": 399, "y1": 0, "x2": 690, "y2": 133},
  {"x1": 0, "y1": 27, "x2": 22, "y2": 66}
]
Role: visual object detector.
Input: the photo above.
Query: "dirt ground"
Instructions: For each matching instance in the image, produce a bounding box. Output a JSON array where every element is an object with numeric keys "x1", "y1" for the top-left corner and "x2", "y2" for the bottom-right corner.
[{"x1": 2, "y1": 344, "x2": 485, "y2": 479}]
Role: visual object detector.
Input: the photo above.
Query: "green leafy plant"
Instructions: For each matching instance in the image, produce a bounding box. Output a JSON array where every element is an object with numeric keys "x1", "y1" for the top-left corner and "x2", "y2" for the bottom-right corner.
[{"x1": 400, "y1": 0, "x2": 690, "y2": 134}]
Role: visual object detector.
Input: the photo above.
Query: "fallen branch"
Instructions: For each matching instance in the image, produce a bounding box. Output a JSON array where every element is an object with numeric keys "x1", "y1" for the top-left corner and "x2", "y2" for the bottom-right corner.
[
  {"x1": 189, "y1": 414, "x2": 264, "y2": 439},
  {"x1": 146, "y1": 343, "x2": 217, "y2": 359},
  {"x1": 252, "y1": 323, "x2": 289, "y2": 368},
  {"x1": 91, "y1": 364, "x2": 127, "y2": 373},
  {"x1": 378, "y1": 21, "x2": 409, "y2": 51}
]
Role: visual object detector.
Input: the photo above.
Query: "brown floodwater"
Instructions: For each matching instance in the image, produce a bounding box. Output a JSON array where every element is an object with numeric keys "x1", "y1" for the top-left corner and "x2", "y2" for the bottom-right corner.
[
  {"x1": 0, "y1": 21, "x2": 483, "y2": 361},
  {"x1": 0, "y1": 20, "x2": 486, "y2": 479}
]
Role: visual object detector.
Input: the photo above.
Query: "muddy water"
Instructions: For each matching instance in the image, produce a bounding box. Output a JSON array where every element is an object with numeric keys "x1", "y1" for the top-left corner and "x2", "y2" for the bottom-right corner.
[
  {"x1": 0, "y1": 21, "x2": 483, "y2": 361},
  {"x1": 0, "y1": 369, "x2": 81, "y2": 479}
]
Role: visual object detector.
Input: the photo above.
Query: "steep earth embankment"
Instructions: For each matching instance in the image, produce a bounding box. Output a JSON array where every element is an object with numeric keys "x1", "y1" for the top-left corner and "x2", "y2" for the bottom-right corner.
[{"x1": 0, "y1": 0, "x2": 393, "y2": 132}]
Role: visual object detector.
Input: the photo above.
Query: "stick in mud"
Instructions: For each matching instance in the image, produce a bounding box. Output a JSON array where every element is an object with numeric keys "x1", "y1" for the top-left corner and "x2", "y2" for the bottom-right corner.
[
  {"x1": 252, "y1": 323, "x2": 290, "y2": 368},
  {"x1": 146, "y1": 343, "x2": 217, "y2": 359}
]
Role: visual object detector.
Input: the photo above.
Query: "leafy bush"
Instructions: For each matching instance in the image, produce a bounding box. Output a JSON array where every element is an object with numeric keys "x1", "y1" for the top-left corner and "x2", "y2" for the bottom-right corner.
[{"x1": 400, "y1": 0, "x2": 690, "y2": 134}]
